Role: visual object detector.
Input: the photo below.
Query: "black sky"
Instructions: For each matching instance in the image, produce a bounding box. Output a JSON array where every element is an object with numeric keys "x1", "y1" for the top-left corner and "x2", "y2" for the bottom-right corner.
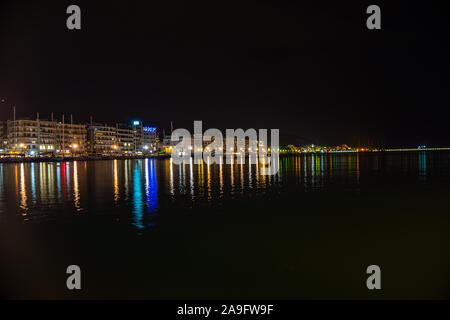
[{"x1": 0, "y1": 1, "x2": 449, "y2": 147}]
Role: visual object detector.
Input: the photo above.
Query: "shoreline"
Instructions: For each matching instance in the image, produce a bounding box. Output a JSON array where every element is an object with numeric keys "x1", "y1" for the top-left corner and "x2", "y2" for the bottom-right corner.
[
  {"x1": 0, "y1": 154, "x2": 171, "y2": 164},
  {"x1": 1, "y1": 148, "x2": 450, "y2": 164}
]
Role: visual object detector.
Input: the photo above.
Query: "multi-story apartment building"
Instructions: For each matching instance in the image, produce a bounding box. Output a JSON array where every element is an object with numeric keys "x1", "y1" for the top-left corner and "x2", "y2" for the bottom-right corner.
[
  {"x1": 0, "y1": 121, "x2": 7, "y2": 152},
  {"x1": 3, "y1": 113, "x2": 159, "y2": 156},
  {"x1": 7, "y1": 119, "x2": 86, "y2": 155},
  {"x1": 36, "y1": 120, "x2": 57, "y2": 152},
  {"x1": 7, "y1": 118, "x2": 45, "y2": 155},
  {"x1": 0, "y1": 121, "x2": 5, "y2": 137},
  {"x1": 6, "y1": 117, "x2": 87, "y2": 155},
  {"x1": 131, "y1": 121, "x2": 158, "y2": 153},
  {"x1": 7, "y1": 119, "x2": 31, "y2": 153},
  {"x1": 87, "y1": 123, "x2": 118, "y2": 154},
  {"x1": 141, "y1": 126, "x2": 158, "y2": 153},
  {"x1": 88, "y1": 121, "x2": 158, "y2": 154},
  {"x1": 116, "y1": 124, "x2": 135, "y2": 153},
  {"x1": 55, "y1": 122, "x2": 87, "y2": 153}
]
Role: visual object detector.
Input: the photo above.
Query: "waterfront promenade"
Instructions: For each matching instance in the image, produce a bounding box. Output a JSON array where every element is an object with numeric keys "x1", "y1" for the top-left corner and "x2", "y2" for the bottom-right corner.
[
  {"x1": 0, "y1": 153, "x2": 170, "y2": 163},
  {"x1": 1, "y1": 147, "x2": 449, "y2": 164}
]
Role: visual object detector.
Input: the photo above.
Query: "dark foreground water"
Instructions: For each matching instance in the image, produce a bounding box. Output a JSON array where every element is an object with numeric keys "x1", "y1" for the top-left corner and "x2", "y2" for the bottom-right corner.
[{"x1": 1, "y1": 152, "x2": 450, "y2": 299}]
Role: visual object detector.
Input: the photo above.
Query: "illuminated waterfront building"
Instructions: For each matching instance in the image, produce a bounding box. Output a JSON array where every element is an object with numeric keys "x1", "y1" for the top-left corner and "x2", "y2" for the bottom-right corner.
[
  {"x1": 0, "y1": 121, "x2": 7, "y2": 152},
  {"x1": 3, "y1": 112, "x2": 158, "y2": 156},
  {"x1": 55, "y1": 120, "x2": 87, "y2": 153},
  {"x1": 6, "y1": 115, "x2": 87, "y2": 155},
  {"x1": 116, "y1": 123, "x2": 135, "y2": 153},
  {"x1": 88, "y1": 121, "x2": 158, "y2": 154},
  {"x1": 132, "y1": 121, "x2": 158, "y2": 153},
  {"x1": 87, "y1": 123, "x2": 118, "y2": 154}
]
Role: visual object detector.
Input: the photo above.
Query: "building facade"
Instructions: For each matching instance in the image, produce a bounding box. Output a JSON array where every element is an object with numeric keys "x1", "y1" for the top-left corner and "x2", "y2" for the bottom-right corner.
[
  {"x1": 87, "y1": 123, "x2": 117, "y2": 154},
  {"x1": 0, "y1": 121, "x2": 7, "y2": 152},
  {"x1": 55, "y1": 122, "x2": 87, "y2": 153},
  {"x1": 131, "y1": 121, "x2": 158, "y2": 153},
  {"x1": 116, "y1": 124, "x2": 135, "y2": 154},
  {"x1": 87, "y1": 122, "x2": 157, "y2": 154},
  {"x1": 2, "y1": 114, "x2": 158, "y2": 156},
  {"x1": 6, "y1": 118, "x2": 87, "y2": 155}
]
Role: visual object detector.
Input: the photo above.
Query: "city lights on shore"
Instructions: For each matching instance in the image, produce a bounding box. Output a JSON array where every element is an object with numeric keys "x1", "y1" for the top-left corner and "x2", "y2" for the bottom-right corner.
[{"x1": 0, "y1": 114, "x2": 158, "y2": 157}]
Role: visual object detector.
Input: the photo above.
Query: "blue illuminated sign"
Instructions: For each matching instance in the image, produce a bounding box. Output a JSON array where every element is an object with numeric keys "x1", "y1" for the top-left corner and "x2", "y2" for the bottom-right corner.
[
  {"x1": 143, "y1": 126, "x2": 156, "y2": 133},
  {"x1": 132, "y1": 121, "x2": 140, "y2": 126}
]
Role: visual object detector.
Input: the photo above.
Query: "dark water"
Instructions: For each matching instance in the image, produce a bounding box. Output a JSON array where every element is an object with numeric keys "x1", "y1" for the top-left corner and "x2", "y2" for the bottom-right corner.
[{"x1": 1, "y1": 152, "x2": 450, "y2": 299}]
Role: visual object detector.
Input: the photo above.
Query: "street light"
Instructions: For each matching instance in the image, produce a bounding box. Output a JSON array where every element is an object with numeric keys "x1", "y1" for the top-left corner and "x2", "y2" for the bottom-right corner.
[{"x1": 70, "y1": 144, "x2": 79, "y2": 156}]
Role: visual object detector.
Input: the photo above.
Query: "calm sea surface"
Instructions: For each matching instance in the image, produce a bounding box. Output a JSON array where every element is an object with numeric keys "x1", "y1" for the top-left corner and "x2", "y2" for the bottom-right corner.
[{"x1": 1, "y1": 152, "x2": 450, "y2": 299}]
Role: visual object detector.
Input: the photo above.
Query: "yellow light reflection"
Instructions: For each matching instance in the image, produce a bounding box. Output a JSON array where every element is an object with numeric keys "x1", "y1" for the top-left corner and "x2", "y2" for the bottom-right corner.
[
  {"x1": 19, "y1": 163, "x2": 28, "y2": 215},
  {"x1": 207, "y1": 156, "x2": 211, "y2": 200},
  {"x1": 113, "y1": 159, "x2": 119, "y2": 203},
  {"x1": 219, "y1": 156, "x2": 223, "y2": 194},
  {"x1": 240, "y1": 159, "x2": 244, "y2": 193},
  {"x1": 190, "y1": 157, "x2": 194, "y2": 200},
  {"x1": 248, "y1": 156, "x2": 252, "y2": 188}
]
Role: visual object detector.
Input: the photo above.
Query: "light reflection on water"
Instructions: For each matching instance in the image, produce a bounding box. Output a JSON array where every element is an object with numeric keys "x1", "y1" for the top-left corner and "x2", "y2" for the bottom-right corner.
[{"x1": 1, "y1": 152, "x2": 449, "y2": 228}]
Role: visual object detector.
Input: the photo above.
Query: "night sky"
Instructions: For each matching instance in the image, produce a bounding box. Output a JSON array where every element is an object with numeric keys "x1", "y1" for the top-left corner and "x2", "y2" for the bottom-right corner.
[{"x1": 0, "y1": 1, "x2": 449, "y2": 147}]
